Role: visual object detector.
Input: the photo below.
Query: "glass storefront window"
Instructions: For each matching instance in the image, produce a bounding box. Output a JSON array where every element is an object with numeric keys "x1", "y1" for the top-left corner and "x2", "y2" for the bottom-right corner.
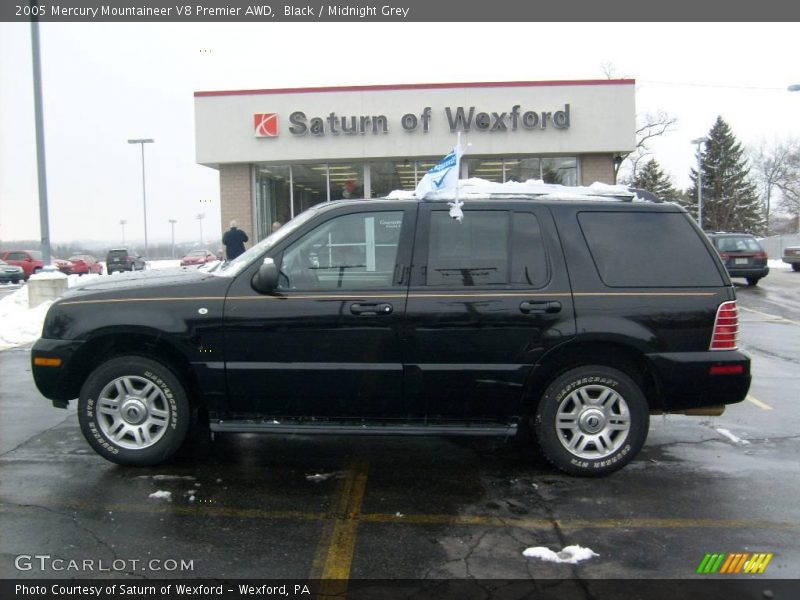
[
  {"x1": 466, "y1": 156, "x2": 577, "y2": 186},
  {"x1": 255, "y1": 165, "x2": 291, "y2": 240},
  {"x1": 254, "y1": 156, "x2": 578, "y2": 241},
  {"x1": 292, "y1": 163, "x2": 329, "y2": 211},
  {"x1": 326, "y1": 163, "x2": 364, "y2": 201}
]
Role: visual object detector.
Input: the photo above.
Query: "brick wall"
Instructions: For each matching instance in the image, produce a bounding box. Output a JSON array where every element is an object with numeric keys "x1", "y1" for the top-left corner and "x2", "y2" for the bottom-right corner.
[
  {"x1": 219, "y1": 164, "x2": 253, "y2": 244},
  {"x1": 580, "y1": 154, "x2": 615, "y2": 185}
]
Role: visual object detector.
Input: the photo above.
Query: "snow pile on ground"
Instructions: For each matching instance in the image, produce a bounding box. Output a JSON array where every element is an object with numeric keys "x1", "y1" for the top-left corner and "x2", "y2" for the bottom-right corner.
[
  {"x1": 0, "y1": 286, "x2": 53, "y2": 351},
  {"x1": 386, "y1": 179, "x2": 645, "y2": 202},
  {"x1": 0, "y1": 263, "x2": 178, "y2": 351},
  {"x1": 148, "y1": 491, "x2": 172, "y2": 501},
  {"x1": 522, "y1": 544, "x2": 599, "y2": 564},
  {"x1": 768, "y1": 259, "x2": 791, "y2": 270},
  {"x1": 0, "y1": 274, "x2": 103, "y2": 351}
]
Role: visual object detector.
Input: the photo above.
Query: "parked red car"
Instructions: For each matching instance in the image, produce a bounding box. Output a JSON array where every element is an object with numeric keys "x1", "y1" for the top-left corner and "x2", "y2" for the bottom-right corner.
[
  {"x1": 52, "y1": 259, "x2": 75, "y2": 275},
  {"x1": 68, "y1": 255, "x2": 103, "y2": 275},
  {"x1": 180, "y1": 249, "x2": 217, "y2": 267},
  {"x1": 0, "y1": 250, "x2": 44, "y2": 280}
]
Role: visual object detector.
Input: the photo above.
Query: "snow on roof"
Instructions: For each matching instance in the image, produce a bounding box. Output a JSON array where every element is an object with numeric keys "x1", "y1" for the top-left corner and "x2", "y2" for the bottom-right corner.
[{"x1": 385, "y1": 178, "x2": 655, "y2": 202}]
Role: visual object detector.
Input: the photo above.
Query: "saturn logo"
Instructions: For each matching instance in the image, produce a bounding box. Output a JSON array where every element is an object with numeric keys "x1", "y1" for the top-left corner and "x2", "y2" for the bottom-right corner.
[{"x1": 254, "y1": 113, "x2": 278, "y2": 137}]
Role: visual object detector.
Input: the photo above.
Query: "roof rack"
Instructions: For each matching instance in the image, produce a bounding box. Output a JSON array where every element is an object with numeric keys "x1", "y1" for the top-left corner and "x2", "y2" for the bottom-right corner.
[{"x1": 385, "y1": 179, "x2": 663, "y2": 203}]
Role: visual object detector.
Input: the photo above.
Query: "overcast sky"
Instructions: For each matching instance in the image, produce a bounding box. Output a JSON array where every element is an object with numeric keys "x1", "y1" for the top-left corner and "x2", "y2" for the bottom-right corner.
[{"x1": 1, "y1": 22, "x2": 799, "y2": 248}]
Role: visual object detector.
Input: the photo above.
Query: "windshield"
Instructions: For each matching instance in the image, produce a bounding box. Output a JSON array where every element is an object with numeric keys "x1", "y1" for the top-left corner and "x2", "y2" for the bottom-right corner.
[{"x1": 213, "y1": 206, "x2": 324, "y2": 277}]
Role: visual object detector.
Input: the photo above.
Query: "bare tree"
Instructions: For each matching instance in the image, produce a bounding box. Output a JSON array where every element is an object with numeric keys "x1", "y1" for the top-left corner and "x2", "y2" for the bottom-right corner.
[
  {"x1": 597, "y1": 63, "x2": 677, "y2": 183},
  {"x1": 617, "y1": 111, "x2": 678, "y2": 181},
  {"x1": 749, "y1": 138, "x2": 800, "y2": 231}
]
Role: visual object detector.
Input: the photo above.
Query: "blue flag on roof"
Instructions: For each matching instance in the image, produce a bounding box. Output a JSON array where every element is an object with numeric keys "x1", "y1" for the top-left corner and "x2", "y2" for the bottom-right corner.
[{"x1": 415, "y1": 144, "x2": 463, "y2": 200}]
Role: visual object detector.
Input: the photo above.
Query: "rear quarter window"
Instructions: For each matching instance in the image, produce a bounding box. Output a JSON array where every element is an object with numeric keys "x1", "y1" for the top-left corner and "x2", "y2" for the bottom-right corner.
[{"x1": 577, "y1": 211, "x2": 724, "y2": 287}]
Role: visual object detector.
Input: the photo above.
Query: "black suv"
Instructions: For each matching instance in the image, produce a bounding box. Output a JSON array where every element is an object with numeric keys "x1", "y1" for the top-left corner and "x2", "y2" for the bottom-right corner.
[
  {"x1": 706, "y1": 232, "x2": 769, "y2": 286},
  {"x1": 32, "y1": 189, "x2": 750, "y2": 476},
  {"x1": 106, "y1": 248, "x2": 146, "y2": 274}
]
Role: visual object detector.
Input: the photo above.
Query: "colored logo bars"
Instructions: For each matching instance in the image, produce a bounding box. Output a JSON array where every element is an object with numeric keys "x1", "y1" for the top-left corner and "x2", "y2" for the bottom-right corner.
[{"x1": 696, "y1": 552, "x2": 773, "y2": 574}]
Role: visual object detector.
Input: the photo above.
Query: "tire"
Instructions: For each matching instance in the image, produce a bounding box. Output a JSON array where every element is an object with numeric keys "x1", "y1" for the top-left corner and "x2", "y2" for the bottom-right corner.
[
  {"x1": 792, "y1": 264, "x2": 800, "y2": 272},
  {"x1": 533, "y1": 365, "x2": 649, "y2": 477},
  {"x1": 78, "y1": 356, "x2": 191, "y2": 466},
  {"x1": 746, "y1": 277, "x2": 760, "y2": 286}
]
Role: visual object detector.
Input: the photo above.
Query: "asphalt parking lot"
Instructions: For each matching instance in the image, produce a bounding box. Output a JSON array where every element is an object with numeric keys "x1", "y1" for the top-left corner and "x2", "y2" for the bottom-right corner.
[{"x1": 1, "y1": 269, "x2": 798, "y2": 588}]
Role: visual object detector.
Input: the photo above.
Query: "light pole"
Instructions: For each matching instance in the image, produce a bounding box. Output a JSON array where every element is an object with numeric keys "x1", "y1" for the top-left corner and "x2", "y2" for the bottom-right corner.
[
  {"x1": 127, "y1": 138, "x2": 154, "y2": 257},
  {"x1": 120, "y1": 219, "x2": 127, "y2": 245},
  {"x1": 691, "y1": 137, "x2": 709, "y2": 229},
  {"x1": 196, "y1": 213, "x2": 205, "y2": 245},
  {"x1": 169, "y1": 219, "x2": 177, "y2": 258},
  {"x1": 790, "y1": 85, "x2": 800, "y2": 232}
]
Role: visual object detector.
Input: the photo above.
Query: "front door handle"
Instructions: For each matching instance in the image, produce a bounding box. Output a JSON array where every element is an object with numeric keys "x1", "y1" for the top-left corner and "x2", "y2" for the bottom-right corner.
[
  {"x1": 350, "y1": 302, "x2": 393, "y2": 315},
  {"x1": 520, "y1": 300, "x2": 562, "y2": 314}
]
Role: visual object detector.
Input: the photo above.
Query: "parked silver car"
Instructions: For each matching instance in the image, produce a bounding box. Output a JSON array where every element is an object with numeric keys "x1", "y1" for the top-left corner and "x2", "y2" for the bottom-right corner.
[{"x1": 782, "y1": 245, "x2": 800, "y2": 272}]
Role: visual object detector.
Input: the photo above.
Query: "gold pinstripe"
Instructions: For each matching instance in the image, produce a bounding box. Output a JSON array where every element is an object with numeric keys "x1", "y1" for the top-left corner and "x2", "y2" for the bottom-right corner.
[{"x1": 59, "y1": 291, "x2": 717, "y2": 306}]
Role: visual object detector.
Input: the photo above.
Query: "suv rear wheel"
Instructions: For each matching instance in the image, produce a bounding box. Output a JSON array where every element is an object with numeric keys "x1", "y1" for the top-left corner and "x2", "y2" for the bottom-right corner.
[
  {"x1": 78, "y1": 356, "x2": 190, "y2": 466},
  {"x1": 533, "y1": 365, "x2": 649, "y2": 476}
]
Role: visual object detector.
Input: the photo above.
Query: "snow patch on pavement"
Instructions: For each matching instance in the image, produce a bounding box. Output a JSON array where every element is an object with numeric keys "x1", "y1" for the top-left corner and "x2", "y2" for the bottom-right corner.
[
  {"x1": 306, "y1": 472, "x2": 344, "y2": 483},
  {"x1": 148, "y1": 491, "x2": 172, "y2": 500},
  {"x1": 715, "y1": 428, "x2": 751, "y2": 445},
  {"x1": 522, "y1": 544, "x2": 599, "y2": 564},
  {"x1": 136, "y1": 474, "x2": 197, "y2": 481}
]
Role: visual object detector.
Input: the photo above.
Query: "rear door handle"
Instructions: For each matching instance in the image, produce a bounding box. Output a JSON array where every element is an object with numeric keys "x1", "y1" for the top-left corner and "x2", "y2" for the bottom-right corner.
[
  {"x1": 350, "y1": 302, "x2": 393, "y2": 315},
  {"x1": 520, "y1": 300, "x2": 562, "y2": 314}
]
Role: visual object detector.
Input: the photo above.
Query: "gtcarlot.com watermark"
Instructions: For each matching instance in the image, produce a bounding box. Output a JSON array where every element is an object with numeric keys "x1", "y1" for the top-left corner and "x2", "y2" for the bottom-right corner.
[{"x1": 14, "y1": 554, "x2": 194, "y2": 573}]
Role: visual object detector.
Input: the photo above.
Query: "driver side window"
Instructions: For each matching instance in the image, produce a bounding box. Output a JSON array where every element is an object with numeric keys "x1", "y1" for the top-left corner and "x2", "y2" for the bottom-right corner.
[{"x1": 279, "y1": 211, "x2": 404, "y2": 291}]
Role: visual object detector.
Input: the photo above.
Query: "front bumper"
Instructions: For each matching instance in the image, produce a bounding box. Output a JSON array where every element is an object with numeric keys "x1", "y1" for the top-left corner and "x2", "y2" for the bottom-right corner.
[
  {"x1": 31, "y1": 338, "x2": 87, "y2": 407},
  {"x1": 646, "y1": 350, "x2": 751, "y2": 411}
]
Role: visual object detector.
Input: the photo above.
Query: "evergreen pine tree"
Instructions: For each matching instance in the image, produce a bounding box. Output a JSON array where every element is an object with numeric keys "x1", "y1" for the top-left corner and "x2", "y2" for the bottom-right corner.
[
  {"x1": 688, "y1": 117, "x2": 764, "y2": 233},
  {"x1": 629, "y1": 159, "x2": 680, "y2": 200}
]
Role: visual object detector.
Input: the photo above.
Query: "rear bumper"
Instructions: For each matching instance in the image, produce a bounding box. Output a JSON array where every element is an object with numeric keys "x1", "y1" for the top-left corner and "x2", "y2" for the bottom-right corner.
[
  {"x1": 646, "y1": 350, "x2": 751, "y2": 411},
  {"x1": 782, "y1": 256, "x2": 800, "y2": 265},
  {"x1": 725, "y1": 266, "x2": 769, "y2": 279},
  {"x1": 31, "y1": 338, "x2": 87, "y2": 407}
]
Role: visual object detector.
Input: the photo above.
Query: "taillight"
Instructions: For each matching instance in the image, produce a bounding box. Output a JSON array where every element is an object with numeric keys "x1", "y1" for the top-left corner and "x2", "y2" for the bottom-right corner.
[
  {"x1": 754, "y1": 251, "x2": 767, "y2": 260},
  {"x1": 710, "y1": 300, "x2": 739, "y2": 350},
  {"x1": 719, "y1": 252, "x2": 730, "y2": 260}
]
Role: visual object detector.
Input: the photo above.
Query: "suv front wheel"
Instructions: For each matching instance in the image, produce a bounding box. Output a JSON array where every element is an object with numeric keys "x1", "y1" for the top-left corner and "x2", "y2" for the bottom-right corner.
[
  {"x1": 533, "y1": 365, "x2": 649, "y2": 477},
  {"x1": 78, "y1": 356, "x2": 190, "y2": 466}
]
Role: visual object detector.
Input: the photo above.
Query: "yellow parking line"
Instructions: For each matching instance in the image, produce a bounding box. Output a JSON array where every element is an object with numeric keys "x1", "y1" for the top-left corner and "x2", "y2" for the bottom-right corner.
[
  {"x1": 746, "y1": 395, "x2": 774, "y2": 411},
  {"x1": 308, "y1": 460, "x2": 369, "y2": 592},
  {"x1": 739, "y1": 306, "x2": 800, "y2": 327}
]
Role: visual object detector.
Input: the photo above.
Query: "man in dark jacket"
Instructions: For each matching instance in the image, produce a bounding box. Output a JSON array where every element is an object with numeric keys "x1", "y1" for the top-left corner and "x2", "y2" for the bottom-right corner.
[{"x1": 222, "y1": 220, "x2": 249, "y2": 260}]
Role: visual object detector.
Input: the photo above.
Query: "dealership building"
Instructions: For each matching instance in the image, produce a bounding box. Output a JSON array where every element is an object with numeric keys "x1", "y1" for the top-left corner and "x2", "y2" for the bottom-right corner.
[{"x1": 194, "y1": 79, "x2": 636, "y2": 241}]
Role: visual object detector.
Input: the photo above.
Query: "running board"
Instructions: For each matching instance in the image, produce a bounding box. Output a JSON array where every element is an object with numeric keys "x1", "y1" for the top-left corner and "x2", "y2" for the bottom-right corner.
[{"x1": 210, "y1": 420, "x2": 518, "y2": 437}]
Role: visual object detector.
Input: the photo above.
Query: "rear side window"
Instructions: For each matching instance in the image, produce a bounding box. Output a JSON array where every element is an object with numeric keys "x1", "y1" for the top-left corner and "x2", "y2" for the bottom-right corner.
[
  {"x1": 578, "y1": 212, "x2": 724, "y2": 287},
  {"x1": 426, "y1": 210, "x2": 548, "y2": 287}
]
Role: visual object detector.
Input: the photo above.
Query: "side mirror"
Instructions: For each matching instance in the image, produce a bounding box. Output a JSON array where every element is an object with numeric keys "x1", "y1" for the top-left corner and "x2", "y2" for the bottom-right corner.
[{"x1": 253, "y1": 257, "x2": 279, "y2": 294}]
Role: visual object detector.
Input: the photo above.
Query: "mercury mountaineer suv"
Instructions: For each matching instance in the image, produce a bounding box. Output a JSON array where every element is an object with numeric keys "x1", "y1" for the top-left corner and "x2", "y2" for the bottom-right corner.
[{"x1": 31, "y1": 182, "x2": 751, "y2": 476}]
